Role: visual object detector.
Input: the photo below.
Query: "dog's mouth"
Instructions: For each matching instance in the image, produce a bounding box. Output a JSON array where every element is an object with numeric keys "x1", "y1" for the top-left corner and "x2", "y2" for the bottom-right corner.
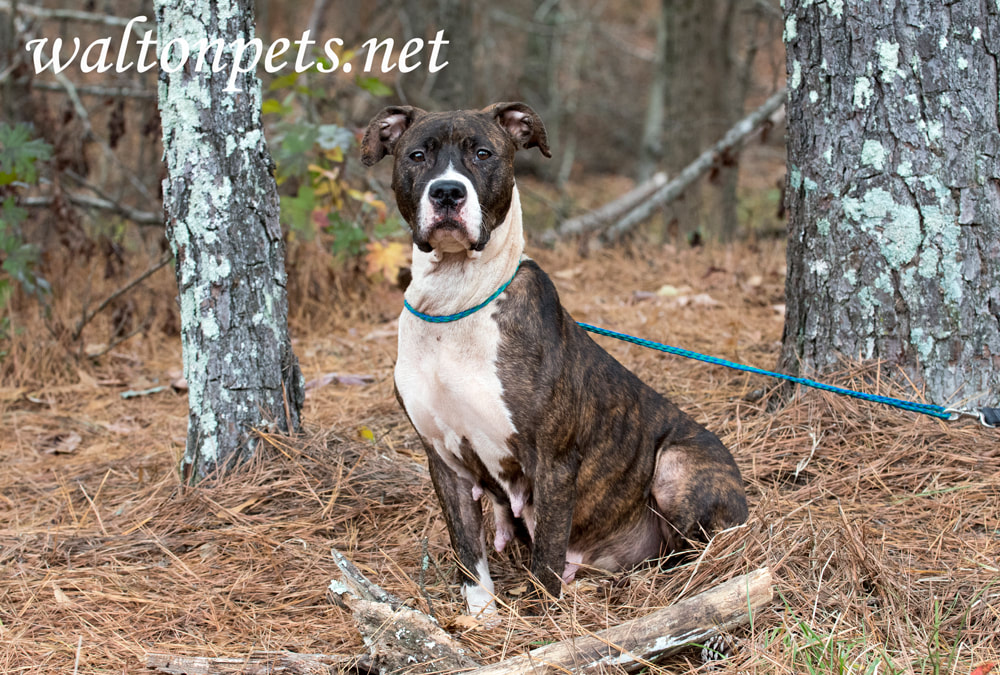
[{"x1": 417, "y1": 214, "x2": 488, "y2": 254}]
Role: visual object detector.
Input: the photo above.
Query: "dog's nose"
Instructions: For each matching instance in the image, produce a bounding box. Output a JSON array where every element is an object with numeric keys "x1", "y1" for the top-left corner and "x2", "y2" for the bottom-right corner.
[{"x1": 429, "y1": 180, "x2": 467, "y2": 208}]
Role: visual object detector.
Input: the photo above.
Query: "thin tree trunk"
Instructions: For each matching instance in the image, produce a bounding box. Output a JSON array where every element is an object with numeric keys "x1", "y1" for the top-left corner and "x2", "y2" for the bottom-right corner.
[
  {"x1": 636, "y1": 0, "x2": 669, "y2": 183},
  {"x1": 156, "y1": 0, "x2": 304, "y2": 481},
  {"x1": 780, "y1": 0, "x2": 1000, "y2": 409}
]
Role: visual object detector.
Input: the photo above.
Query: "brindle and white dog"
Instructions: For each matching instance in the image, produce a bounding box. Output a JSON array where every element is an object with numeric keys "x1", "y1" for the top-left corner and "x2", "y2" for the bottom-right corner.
[{"x1": 362, "y1": 102, "x2": 748, "y2": 615}]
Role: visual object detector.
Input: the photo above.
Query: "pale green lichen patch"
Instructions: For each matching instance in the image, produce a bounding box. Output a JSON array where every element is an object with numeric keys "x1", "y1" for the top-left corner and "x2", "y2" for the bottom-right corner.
[
  {"x1": 926, "y1": 119, "x2": 944, "y2": 143},
  {"x1": 842, "y1": 187, "x2": 921, "y2": 267},
  {"x1": 827, "y1": 0, "x2": 844, "y2": 18},
  {"x1": 784, "y1": 14, "x2": 797, "y2": 42},
  {"x1": 877, "y1": 41, "x2": 903, "y2": 82},
  {"x1": 854, "y1": 76, "x2": 873, "y2": 108},
  {"x1": 861, "y1": 140, "x2": 886, "y2": 170},
  {"x1": 790, "y1": 61, "x2": 802, "y2": 89},
  {"x1": 817, "y1": 218, "x2": 830, "y2": 236},
  {"x1": 910, "y1": 326, "x2": 934, "y2": 361}
]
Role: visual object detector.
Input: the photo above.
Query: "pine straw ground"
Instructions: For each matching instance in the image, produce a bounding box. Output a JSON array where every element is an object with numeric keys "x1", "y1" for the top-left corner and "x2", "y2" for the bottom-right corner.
[{"x1": 1, "y1": 240, "x2": 998, "y2": 674}]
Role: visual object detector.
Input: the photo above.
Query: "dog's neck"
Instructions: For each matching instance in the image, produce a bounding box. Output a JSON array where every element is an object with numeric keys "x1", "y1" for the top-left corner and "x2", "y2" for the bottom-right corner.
[{"x1": 405, "y1": 184, "x2": 525, "y2": 317}]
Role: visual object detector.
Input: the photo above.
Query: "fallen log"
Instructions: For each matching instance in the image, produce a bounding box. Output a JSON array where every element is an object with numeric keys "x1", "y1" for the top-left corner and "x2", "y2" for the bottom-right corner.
[
  {"x1": 144, "y1": 650, "x2": 371, "y2": 674},
  {"x1": 147, "y1": 553, "x2": 772, "y2": 675},
  {"x1": 600, "y1": 88, "x2": 786, "y2": 243},
  {"x1": 550, "y1": 171, "x2": 669, "y2": 241},
  {"x1": 328, "y1": 548, "x2": 480, "y2": 674},
  {"x1": 468, "y1": 567, "x2": 772, "y2": 674}
]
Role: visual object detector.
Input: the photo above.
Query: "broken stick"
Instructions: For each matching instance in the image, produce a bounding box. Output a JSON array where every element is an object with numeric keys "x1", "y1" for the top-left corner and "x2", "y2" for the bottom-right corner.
[
  {"x1": 469, "y1": 567, "x2": 772, "y2": 674},
  {"x1": 602, "y1": 88, "x2": 786, "y2": 243}
]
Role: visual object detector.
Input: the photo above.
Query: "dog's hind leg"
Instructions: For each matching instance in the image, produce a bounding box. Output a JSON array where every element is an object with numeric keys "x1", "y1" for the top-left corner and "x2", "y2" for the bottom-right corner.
[{"x1": 650, "y1": 436, "x2": 748, "y2": 551}]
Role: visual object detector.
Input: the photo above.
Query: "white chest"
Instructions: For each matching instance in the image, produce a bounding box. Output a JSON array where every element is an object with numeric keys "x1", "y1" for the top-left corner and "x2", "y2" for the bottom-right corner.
[{"x1": 394, "y1": 308, "x2": 518, "y2": 485}]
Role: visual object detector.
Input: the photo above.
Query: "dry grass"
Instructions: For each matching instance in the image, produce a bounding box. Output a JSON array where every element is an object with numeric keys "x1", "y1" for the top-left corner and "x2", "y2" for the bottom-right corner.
[{"x1": 1, "y1": 239, "x2": 998, "y2": 674}]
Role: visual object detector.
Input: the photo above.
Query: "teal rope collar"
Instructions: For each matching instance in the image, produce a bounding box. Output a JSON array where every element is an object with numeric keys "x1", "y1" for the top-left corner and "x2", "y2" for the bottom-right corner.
[{"x1": 403, "y1": 263, "x2": 520, "y2": 323}]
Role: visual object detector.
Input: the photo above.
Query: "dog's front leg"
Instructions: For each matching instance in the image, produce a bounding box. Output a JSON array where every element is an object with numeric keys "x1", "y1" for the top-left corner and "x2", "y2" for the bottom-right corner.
[
  {"x1": 423, "y1": 444, "x2": 495, "y2": 616},
  {"x1": 528, "y1": 456, "x2": 578, "y2": 600}
]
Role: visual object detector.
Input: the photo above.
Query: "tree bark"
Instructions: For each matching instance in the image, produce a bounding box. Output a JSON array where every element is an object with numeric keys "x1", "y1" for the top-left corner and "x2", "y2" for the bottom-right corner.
[
  {"x1": 156, "y1": 0, "x2": 304, "y2": 481},
  {"x1": 781, "y1": 0, "x2": 1000, "y2": 409},
  {"x1": 661, "y1": 0, "x2": 741, "y2": 240}
]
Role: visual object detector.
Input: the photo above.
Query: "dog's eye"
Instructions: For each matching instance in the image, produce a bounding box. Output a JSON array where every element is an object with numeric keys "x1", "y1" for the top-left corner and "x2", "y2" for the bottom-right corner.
[
  {"x1": 409, "y1": 150, "x2": 426, "y2": 163},
  {"x1": 475, "y1": 149, "x2": 492, "y2": 160}
]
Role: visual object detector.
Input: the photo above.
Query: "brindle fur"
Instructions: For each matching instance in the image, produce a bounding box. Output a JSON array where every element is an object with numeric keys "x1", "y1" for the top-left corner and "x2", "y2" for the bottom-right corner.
[{"x1": 364, "y1": 103, "x2": 747, "y2": 603}]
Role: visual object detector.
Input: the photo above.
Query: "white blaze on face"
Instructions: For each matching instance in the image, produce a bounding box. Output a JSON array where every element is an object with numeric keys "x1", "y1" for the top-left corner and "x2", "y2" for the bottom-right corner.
[{"x1": 418, "y1": 162, "x2": 482, "y2": 252}]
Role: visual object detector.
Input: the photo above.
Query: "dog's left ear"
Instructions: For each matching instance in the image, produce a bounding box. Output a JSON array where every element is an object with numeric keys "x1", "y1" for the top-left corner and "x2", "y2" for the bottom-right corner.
[
  {"x1": 486, "y1": 102, "x2": 551, "y2": 158},
  {"x1": 361, "y1": 105, "x2": 427, "y2": 166}
]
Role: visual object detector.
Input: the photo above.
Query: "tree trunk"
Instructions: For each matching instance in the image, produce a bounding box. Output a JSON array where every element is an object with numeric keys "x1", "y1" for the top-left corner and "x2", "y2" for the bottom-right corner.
[
  {"x1": 662, "y1": 0, "x2": 742, "y2": 241},
  {"x1": 636, "y1": 0, "x2": 669, "y2": 183},
  {"x1": 781, "y1": 0, "x2": 1000, "y2": 409},
  {"x1": 156, "y1": 0, "x2": 304, "y2": 481}
]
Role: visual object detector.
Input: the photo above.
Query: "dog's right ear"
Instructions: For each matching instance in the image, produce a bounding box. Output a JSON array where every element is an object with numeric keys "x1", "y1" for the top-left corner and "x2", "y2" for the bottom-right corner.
[{"x1": 361, "y1": 106, "x2": 426, "y2": 166}]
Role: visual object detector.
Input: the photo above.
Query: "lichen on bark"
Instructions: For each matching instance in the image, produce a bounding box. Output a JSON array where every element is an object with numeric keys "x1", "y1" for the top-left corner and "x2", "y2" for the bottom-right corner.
[
  {"x1": 781, "y1": 0, "x2": 1000, "y2": 409},
  {"x1": 156, "y1": 0, "x2": 304, "y2": 480}
]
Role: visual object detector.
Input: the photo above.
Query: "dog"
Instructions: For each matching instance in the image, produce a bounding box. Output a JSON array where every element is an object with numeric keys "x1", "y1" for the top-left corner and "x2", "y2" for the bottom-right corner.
[{"x1": 361, "y1": 102, "x2": 748, "y2": 615}]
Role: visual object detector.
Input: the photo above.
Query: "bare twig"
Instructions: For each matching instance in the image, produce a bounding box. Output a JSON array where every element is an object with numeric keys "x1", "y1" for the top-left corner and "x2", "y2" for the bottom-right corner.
[
  {"x1": 602, "y1": 88, "x2": 787, "y2": 242},
  {"x1": 31, "y1": 81, "x2": 155, "y2": 100},
  {"x1": 20, "y1": 193, "x2": 162, "y2": 225},
  {"x1": 72, "y1": 252, "x2": 172, "y2": 341},
  {"x1": 146, "y1": 651, "x2": 372, "y2": 674},
  {"x1": 0, "y1": 1, "x2": 155, "y2": 30}
]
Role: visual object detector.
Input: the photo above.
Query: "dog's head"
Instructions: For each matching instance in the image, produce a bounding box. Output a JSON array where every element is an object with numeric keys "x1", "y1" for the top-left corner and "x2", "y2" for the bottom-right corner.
[{"x1": 361, "y1": 103, "x2": 550, "y2": 254}]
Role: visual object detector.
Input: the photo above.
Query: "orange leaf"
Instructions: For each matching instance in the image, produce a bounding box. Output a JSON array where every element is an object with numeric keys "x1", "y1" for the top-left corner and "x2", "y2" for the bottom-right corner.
[
  {"x1": 365, "y1": 241, "x2": 408, "y2": 282},
  {"x1": 971, "y1": 664, "x2": 997, "y2": 675}
]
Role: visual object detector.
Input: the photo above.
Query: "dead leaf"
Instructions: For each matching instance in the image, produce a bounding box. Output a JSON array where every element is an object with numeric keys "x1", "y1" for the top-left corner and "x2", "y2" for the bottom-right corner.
[
  {"x1": 971, "y1": 664, "x2": 997, "y2": 675},
  {"x1": 365, "y1": 241, "x2": 409, "y2": 282},
  {"x1": 43, "y1": 432, "x2": 82, "y2": 455},
  {"x1": 53, "y1": 585, "x2": 71, "y2": 605},
  {"x1": 451, "y1": 615, "x2": 483, "y2": 631},
  {"x1": 676, "y1": 293, "x2": 721, "y2": 308},
  {"x1": 553, "y1": 267, "x2": 582, "y2": 280},
  {"x1": 506, "y1": 583, "x2": 528, "y2": 597},
  {"x1": 77, "y1": 369, "x2": 99, "y2": 388},
  {"x1": 656, "y1": 284, "x2": 691, "y2": 297}
]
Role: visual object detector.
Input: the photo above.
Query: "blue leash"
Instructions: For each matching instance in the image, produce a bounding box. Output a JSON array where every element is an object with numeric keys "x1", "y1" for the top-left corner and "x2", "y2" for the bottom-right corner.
[
  {"x1": 402, "y1": 267, "x2": 998, "y2": 427},
  {"x1": 578, "y1": 322, "x2": 953, "y2": 419}
]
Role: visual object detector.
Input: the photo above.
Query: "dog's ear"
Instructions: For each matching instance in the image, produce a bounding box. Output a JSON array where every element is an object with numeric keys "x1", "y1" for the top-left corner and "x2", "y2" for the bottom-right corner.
[
  {"x1": 361, "y1": 106, "x2": 426, "y2": 166},
  {"x1": 486, "y1": 102, "x2": 551, "y2": 158}
]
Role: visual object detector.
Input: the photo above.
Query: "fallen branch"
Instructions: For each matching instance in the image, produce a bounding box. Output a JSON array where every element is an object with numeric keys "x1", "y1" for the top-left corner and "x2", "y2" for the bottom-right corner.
[
  {"x1": 470, "y1": 567, "x2": 772, "y2": 674},
  {"x1": 148, "y1": 555, "x2": 771, "y2": 675},
  {"x1": 30, "y1": 81, "x2": 156, "y2": 100},
  {"x1": 549, "y1": 171, "x2": 668, "y2": 241},
  {"x1": 20, "y1": 193, "x2": 163, "y2": 225},
  {"x1": 329, "y1": 548, "x2": 480, "y2": 674},
  {"x1": 145, "y1": 651, "x2": 372, "y2": 674},
  {"x1": 72, "y1": 252, "x2": 172, "y2": 341},
  {"x1": 0, "y1": 1, "x2": 155, "y2": 30},
  {"x1": 602, "y1": 88, "x2": 786, "y2": 243}
]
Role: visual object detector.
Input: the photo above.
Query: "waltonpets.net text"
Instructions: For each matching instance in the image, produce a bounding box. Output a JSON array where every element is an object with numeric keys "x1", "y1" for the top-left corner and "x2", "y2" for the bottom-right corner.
[{"x1": 24, "y1": 17, "x2": 449, "y2": 93}]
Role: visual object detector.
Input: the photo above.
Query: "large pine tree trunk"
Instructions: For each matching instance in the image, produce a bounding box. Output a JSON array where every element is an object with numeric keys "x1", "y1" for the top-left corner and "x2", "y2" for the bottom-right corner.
[
  {"x1": 156, "y1": 0, "x2": 304, "y2": 481},
  {"x1": 780, "y1": 0, "x2": 1000, "y2": 409}
]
